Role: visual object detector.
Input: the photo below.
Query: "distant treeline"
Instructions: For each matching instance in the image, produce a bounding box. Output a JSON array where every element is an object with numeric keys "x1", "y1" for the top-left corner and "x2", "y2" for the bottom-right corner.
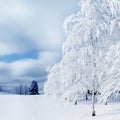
[{"x1": 0, "y1": 80, "x2": 44, "y2": 95}]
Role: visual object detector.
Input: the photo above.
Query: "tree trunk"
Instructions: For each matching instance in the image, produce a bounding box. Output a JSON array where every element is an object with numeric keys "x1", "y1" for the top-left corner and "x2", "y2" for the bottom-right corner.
[
  {"x1": 86, "y1": 93, "x2": 88, "y2": 100},
  {"x1": 92, "y1": 90, "x2": 96, "y2": 116},
  {"x1": 91, "y1": 45, "x2": 96, "y2": 116},
  {"x1": 105, "y1": 101, "x2": 107, "y2": 105},
  {"x1": 74, "y1": 100, "x2": 77, "y2": 105}
]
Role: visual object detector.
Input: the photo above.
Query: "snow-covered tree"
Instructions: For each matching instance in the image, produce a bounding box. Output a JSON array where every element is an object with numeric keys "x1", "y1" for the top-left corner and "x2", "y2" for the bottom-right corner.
[
  {"x1": 15, "y1": 84, "x2": 29, "y2": 95},
  {"x1": 16, "y1": 85, "x2": 24, "y2": 95},
  {"x1": 45, "y1": 0, "x2": 120, "y2": 116}
]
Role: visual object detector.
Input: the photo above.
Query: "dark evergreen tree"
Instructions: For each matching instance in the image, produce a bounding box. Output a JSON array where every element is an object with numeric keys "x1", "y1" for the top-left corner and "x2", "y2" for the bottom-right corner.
[
  {"x1": 29, "y1": 80, "x2": 39, "y2": 95},
  {"x1": 0, "y1": 86, "x2": 2, "y2": 92}
]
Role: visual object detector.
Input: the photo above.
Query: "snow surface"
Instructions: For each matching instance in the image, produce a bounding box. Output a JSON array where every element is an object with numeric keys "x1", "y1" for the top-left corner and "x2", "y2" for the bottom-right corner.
[{"x1": 0, "y1": 95, "x2": 120, "y2": 120}]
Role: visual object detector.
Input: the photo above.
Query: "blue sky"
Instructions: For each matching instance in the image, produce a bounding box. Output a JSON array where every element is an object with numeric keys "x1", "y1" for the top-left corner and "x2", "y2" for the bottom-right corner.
[{"x1": 0, "y1": 0, "x2": 79, "y2": 84}]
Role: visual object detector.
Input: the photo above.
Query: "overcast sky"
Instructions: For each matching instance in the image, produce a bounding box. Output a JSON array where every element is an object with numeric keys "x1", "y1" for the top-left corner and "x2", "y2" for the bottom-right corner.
[{"x1": 0, "y1": 0, "x2": 79, "y2": 85}]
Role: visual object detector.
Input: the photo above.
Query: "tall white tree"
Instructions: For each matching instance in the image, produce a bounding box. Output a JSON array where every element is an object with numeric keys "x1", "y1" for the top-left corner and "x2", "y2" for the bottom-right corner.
[{"x1": 45, "y1": 0, "x2": 120, "y2": 116}]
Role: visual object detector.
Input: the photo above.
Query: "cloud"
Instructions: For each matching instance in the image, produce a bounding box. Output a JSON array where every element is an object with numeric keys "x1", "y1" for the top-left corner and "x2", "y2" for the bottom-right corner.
[
  {"x1": 0, "y1": 0, "x2": 65, "y2": 56},
  {"x1": 0, "y1": 0, "x2": 80, "y2": 55},
  {"x1": 0, "y1": 62, "x2": 10, "y2": 76},
  {"x1": 0, "y1": 0, "x2": 79, "y2": 85},
  {"x1": 38, "y1": 51, "x2": 61, "y2": 67},
  {"x1": 0, "y1": 51, "x2": 61, "y2": 83},
  {"x1": 0, "y1": 0, "x2": 64, "y2": 85}
]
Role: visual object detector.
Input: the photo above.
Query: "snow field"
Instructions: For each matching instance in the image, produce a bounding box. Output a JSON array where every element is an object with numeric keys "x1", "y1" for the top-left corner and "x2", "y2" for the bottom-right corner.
[{"x1": 0, "y1": 95, "x2": 120, "y2": 120}]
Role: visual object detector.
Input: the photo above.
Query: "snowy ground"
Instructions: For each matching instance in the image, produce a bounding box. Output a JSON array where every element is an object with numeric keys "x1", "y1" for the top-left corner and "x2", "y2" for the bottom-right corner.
[{"x1": 0, "y1": 94, "x2": 120, "y2": 120}]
